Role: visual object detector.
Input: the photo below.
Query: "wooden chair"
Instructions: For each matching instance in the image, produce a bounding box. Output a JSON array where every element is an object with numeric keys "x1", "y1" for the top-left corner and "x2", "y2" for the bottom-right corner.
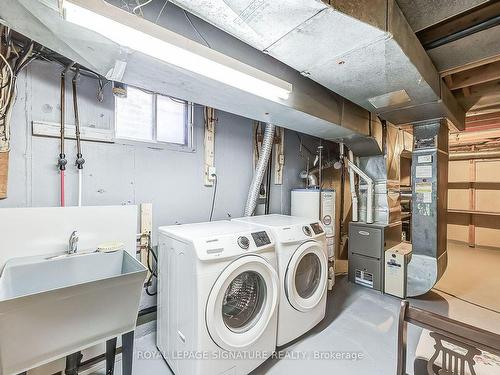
[{"x1": 397, "y1": 300, "x2": 500, "y2": 375}]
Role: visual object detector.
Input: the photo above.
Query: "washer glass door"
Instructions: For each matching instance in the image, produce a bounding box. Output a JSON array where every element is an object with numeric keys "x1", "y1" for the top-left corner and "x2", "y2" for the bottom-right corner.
[
  {"x1": 222, "y1": 271, "x2": 266, "y2": 332},
  {"x1": 285, "y1": 241, "x2": 327, "y2": 312},
  {"x1": 206, "y1": 255, "x2": 279, "y2": 351}
]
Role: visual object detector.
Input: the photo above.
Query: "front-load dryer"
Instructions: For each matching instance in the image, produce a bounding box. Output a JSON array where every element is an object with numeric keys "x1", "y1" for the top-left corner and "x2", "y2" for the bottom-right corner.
[
  {"x1": 233, "y1": 214, "x2": 328, "y2": 346},
  {"x1": 157, "y1": 220, "x2": 279, "y2": 375}
]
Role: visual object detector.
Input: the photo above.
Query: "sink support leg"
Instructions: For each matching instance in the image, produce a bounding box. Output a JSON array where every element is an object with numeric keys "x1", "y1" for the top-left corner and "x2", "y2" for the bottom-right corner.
[
  {"x1": 106, "y1": 337, "x2": 117, "y2": 375},
  {"x1": 122, "y1": 330, "x2": 134, "y2": 375},
  {"x1": 65, "y1": 351, "x2": 82, "y2": 375}
]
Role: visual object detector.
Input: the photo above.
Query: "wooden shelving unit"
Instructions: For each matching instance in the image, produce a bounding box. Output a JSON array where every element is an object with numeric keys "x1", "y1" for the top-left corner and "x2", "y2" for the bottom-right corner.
[{"x1": 448, "y1": 158, "x2": 500, "y2": 247}]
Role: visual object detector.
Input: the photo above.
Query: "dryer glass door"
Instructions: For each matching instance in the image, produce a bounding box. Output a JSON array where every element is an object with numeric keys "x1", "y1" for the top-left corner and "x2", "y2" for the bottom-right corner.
[
  {"x1": 206, "y1": 255, "x2": 279, "y2": 351},
  {"x1": 285, "y1": 241, "x2": 327, "y2": 312}
]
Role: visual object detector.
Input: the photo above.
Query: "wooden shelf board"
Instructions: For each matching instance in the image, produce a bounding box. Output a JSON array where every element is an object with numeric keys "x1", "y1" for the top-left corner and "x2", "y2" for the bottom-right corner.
[{"x1": 448, "y1": 209, "x2": 500, "y2": 216}]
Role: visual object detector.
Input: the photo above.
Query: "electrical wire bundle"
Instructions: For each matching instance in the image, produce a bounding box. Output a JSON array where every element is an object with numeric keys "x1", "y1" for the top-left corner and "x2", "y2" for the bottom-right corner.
[
  {"x1": 0, "y1": 28, "x2": 35, "y2": 151},
  {"x1": 0, "y1": 28, "x2": 36, "y2": 198}
]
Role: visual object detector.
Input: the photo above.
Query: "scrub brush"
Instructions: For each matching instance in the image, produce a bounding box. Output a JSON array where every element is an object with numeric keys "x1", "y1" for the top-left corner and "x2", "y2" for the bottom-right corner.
[{"x1": 97, "y1": 241, "x2": 124, "y2": 253}]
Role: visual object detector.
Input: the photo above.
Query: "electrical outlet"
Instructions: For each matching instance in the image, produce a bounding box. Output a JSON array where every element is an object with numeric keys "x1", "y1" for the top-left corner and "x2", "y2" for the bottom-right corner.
[{"x1": 208, "y1": 166, "x2": 217, "y2": 179}]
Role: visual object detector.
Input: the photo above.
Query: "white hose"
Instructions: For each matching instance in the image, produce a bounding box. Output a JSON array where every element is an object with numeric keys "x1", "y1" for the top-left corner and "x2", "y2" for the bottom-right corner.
[
  {"x1": 244, "y1": 123, "x2": 275, "y2": 216},
  {"x1": 78, "y1": 169, "x2": 82, "y2": 207}
]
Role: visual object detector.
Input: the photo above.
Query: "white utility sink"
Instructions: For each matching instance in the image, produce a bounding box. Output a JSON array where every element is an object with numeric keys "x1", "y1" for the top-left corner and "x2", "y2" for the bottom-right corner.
[{"x1": 0, "y1": 250, "x2": 147, "y2": 375}]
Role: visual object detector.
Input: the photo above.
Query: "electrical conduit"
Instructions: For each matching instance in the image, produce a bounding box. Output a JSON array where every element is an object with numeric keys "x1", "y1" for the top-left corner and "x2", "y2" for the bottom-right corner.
[{"x1": 244, "y1": 123, "x2": 275, "y2": 216}]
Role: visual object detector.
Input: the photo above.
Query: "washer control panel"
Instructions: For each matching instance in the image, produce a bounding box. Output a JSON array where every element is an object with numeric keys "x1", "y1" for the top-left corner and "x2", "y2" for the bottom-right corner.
[
  {"x1": 302, "y1": 225, "x2": 312, "y2": 237},
  {"x1": 237, "y1": 236, "x2": 250, "y2": 249},
  {"x1": 251, "y1": 231, "x2": 271, "y2": 247}
]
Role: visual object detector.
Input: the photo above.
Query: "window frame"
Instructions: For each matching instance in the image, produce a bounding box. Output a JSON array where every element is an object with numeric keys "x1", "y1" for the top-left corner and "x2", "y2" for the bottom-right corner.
[{"x1": 113, "y1": 86, "x2": 194, "y2": 152}]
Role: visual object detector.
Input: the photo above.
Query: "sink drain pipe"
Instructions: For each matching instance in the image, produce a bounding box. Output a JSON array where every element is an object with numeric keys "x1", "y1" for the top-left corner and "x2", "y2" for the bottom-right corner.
[
  {"x1": 244, "y1": 123, "x2": 275, "y2": 216},
  {"x1": 65, "y1": 351, "x2": 83, "y2": 375}
]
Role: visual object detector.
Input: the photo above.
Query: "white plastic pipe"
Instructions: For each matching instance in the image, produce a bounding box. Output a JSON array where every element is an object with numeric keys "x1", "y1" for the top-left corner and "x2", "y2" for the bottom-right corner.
[
  {"x1": 78, "y1": 169, "x2": 82, "y2": 207},
  {"x1": 244, "y1": 123, "x2": 275, "y2": 216},
  {"x1": 347, "y1": 151, "x2": 374, "y2": 224},
  {"x1": 347, "y1": 150, "x2": 358, "y2": 222}
]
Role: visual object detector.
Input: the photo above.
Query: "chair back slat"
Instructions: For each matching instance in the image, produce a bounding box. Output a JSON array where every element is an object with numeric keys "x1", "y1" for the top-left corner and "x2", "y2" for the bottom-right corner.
[{"x1": 396, "y1": 300, "x2": 500, "y2": 375}]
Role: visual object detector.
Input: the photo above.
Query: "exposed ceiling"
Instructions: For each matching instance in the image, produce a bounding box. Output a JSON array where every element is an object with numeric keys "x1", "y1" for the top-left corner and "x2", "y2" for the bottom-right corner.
[
  {"x1": 168, "y1": 0, "x2": 465, "y2": 130},
  {"x1": 3, "y1": 0, "x2": 500, "y2": 138},
  {"x1": 1, "y1": 0, "x2": 386, "y2": 153},
  {"x1": 397, "y1": 0, "x2": 500, "y2": 133}
]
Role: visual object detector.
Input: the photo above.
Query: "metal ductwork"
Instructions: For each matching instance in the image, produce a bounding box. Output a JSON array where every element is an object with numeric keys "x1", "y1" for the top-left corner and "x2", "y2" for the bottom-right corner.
[
  {"x1": 169, "y1": 0, "x2": 465, "y2": 131},
  {"x1": 407, "y1": 120, "x2": 449, "y2": 297},
  {"x1": 0, "y1": 0, "x2": 387, "y2": 148}
]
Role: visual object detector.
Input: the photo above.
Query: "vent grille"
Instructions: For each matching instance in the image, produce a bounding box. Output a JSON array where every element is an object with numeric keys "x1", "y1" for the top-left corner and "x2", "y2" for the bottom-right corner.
[{"x1": 355, "y1": 269, "x2": 374, "y2": 288}]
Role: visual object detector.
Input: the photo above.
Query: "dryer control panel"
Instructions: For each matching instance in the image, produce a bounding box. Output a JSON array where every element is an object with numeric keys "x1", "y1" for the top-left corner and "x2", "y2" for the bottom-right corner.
[
  {"x1": 310, "y1": 222, "x2": 324, "y2": 235},
  {"x1": 251, "y1": 231, "x2": 271, "y2": 247}
]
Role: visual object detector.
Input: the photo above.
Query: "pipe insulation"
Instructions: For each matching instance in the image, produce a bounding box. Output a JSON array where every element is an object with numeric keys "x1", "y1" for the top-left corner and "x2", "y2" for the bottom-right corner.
[{"x1": 244, "y1": 123, "x2": 275, "y2": 216}]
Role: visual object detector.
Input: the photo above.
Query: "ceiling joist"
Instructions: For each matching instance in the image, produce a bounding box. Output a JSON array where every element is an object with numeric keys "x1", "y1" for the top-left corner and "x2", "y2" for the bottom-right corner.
[{"x1": 449, "y1": 60, "x2": 500, "y2": 90}]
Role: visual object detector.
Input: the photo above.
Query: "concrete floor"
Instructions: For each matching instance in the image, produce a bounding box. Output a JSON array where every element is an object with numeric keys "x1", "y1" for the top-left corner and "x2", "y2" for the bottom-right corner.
[
  {"x1": 98, "y1": 241, "x2": 499, "y2": 375},
  {"x1": 434, "y1": 240, "x2": 500, "y2": 313}
]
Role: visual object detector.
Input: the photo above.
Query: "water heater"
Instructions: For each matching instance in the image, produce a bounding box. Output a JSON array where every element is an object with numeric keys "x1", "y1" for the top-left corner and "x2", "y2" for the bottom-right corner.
[
  {"x1": 291, "y1": 188, "x2": 335, "y2": 236},
  {"x1": 291, "y1": 188, "x2": 336, "y2": 287}
]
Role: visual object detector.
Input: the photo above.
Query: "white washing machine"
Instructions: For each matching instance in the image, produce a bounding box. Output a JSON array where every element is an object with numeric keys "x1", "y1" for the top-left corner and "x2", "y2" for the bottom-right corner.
[
  {"x1": 233, "y1": 215, "x2": 328, "y2": 346},
  {"x1": 157, "y1": 220, "x2": 279, "y2": 375}
]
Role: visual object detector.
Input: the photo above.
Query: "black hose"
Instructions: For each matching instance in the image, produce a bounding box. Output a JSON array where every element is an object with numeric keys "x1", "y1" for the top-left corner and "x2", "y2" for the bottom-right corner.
[
  {"x1": 138, "y1": 305, "x2": 157, "y2": 317},
  {"x1": 145, "y1": 242, "x2": 158, "y2": 296},
  {"x1": 265, "y1": 147, "x2": 272, "y2": 214}
]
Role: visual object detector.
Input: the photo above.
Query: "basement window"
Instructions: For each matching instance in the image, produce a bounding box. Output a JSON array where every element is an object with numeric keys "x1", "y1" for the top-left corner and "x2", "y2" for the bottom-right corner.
[{"x1": 114, "y1": 86, "x2": 192, "y2": 148}]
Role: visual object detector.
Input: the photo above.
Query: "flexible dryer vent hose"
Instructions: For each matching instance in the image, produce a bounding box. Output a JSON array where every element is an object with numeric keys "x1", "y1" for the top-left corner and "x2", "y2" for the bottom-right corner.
[{"x1": 244, "y1": 123, "x2": 275, "y2": 216}]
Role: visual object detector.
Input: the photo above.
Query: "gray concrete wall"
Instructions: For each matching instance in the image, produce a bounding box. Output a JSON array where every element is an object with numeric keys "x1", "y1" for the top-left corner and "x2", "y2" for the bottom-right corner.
[{"x1": 0, "y1": 61, "x2": 312, "y2": 240}]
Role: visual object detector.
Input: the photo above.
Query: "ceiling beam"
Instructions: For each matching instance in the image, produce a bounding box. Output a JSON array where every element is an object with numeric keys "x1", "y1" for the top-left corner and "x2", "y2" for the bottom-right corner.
[
  {"x1": 465, "y1": 112, "x2": 500, "y2": 131},
  {"x1": 467, "y1": 111, "x2": 500, "y2": 123},
  {"x1": 469, "y1": 93, "x2": 500, "y2": 110},
  {"x1": 441, "y1": 54, "x2": 500, "y2": 77},
  {"x1": 449, "y1": 60, "x2": 500, "y2": 90},
  {"x1": 465, "y1": 79, "x2": 500, "y2": 97},
  {"x1": 467, "y1": 105, "x2": 500, "y2": 117},
  {"x1": 449, "y1": 128, "x2": 500, "y2": 146}
]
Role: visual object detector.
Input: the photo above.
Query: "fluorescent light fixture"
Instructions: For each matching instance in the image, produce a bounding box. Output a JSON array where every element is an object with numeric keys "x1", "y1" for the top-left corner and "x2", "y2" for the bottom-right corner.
[{"x1": 62, "y1": 0, "x2": 292, "y2": 101}]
